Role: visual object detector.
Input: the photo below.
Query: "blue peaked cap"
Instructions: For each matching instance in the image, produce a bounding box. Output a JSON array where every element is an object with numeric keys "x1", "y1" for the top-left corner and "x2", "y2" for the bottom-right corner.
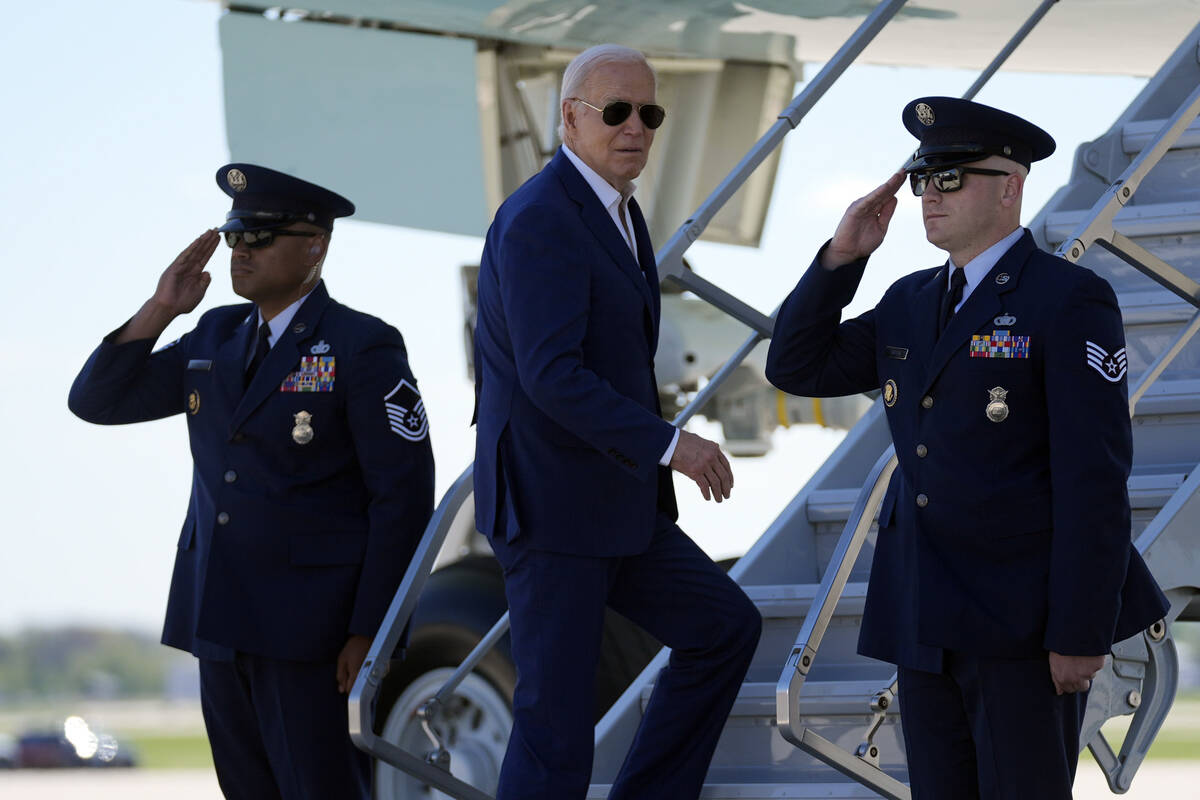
[
  {"x1": 215, "y1": 163, "x2": 355, "y2": 232},
  {"x1": 901, "y1": 96, "x2": 1055, "y2": 172}
]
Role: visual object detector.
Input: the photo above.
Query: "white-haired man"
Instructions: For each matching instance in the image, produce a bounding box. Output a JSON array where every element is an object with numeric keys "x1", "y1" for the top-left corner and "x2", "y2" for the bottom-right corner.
[{"x1": 472, "y1": 44, "x2": 762, "y2": 799}]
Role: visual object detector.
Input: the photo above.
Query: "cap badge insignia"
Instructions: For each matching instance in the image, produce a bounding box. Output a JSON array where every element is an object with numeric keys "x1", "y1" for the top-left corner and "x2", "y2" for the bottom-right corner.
[
  {"x1": 384, "y1": 378, "x2": 429, "y2": 441},
  {"x1": 292, "y1": 410, "x2": 314, "y2": 445},
  {"x1": 1003, "y1": 145, "x2": 1012, "y2": 156},
  {"x1": 187, "y1": 390, "x2": 200, "y2": 415},
  {"x1": 995, "y1": 272, "x2": 1010, "y2": 285},
  {"x1": 1086, "y1": 341, "x2": 1128, "y2": 382},
  {"x1": 227, "y1": 168, "x2": 247, "y2": 192},
  {"x1": 994, "y1": 314, "x2": 1017, "y2": 326},
  {"x1": 986, "y1": 386, "x2": 1009, "y2": 423},
  {"x1": 310, "y1": 340, "x2": 331, "y2": 355},
  {"x1": 883, "y1": 379, "x2": 899, "y2": 407},
  {"x1": 915, "y1": 103, "x2": 935, "y2": 126}
]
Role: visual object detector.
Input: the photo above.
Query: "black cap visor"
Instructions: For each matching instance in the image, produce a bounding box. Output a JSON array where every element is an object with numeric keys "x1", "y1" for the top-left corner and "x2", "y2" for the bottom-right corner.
[
  {"x1": 903, "y1": 143, "x2": 998, "y2": 173},
  {"x1": 218, "y1": 208, "x2": 333, "y2": 233}
]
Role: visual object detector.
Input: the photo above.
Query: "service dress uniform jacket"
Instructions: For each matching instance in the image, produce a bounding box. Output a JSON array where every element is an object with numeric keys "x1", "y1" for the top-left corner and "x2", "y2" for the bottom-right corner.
[
  {"x1": 766, "y1": 231, "x2": 1168, "y2": 670},
  {"x1": 69, "y1": 280, "x2": 435, "y2": 663}
]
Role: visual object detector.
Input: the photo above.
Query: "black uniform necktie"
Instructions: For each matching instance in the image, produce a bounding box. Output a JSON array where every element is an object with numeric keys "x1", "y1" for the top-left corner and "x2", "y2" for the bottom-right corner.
[
  {"x1": 245, "y1": 322, "x2": 271, "y2": 387},
  {"x1": 940, "y1": 267, "x2": 967, "y2": 331}
]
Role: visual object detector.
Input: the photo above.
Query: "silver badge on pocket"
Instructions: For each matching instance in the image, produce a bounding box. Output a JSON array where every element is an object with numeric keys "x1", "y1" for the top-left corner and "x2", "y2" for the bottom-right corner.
[
  {"x1": 986, "y1": 387, "x2": 1009, "y2": 423},
  {"x1": 292, "y1": 410, "x2": 314, "y2": 444}
]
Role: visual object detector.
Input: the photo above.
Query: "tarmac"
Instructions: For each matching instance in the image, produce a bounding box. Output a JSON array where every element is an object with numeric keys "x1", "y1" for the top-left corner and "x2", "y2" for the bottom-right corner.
[{"x1": 0, "y1": 762, "x2": 1197, "y2": 799}]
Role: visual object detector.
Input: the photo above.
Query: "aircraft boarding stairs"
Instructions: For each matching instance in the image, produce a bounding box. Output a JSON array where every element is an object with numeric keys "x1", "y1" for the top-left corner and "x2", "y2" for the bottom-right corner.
[{"x1": 349, "y1": 4, "x2": 1200, "y2": 798}]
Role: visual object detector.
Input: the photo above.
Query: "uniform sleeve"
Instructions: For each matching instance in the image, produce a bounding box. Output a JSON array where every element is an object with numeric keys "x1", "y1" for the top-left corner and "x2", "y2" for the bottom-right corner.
[
  {"x1": 344, "y1": 329, "x2": 435, "y2": 638},
  {"x1": 1042, "y1": 272, "x2": 1133, "y2": 655},
  {"x1": 765, "y1": 244, "x2": 879, "y2": 397},
  {"x1": 497, "y1": 203, "x2": 675, "y2": 482},
  {"x1": 68, "y1": 326, "x2": 189, "y2": 424}
]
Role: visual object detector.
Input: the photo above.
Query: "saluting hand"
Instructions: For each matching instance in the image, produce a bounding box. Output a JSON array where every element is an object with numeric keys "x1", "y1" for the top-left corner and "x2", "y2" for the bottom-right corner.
[
  {"x1": 670, "y1": 429, "x2": 734, "y2": 503},
  {"x1": 154, "y1": 229, "x2": 219, "y2": 316},
  {"x1": 1049, "y1": 651, "x2": 1106, "y2": 695},
  {"x1": 114, "y1": 229, "x2": 221, "y2": 345},
  {"x1": 820, "y1": 171, "x2": 906, "y2": 270}
]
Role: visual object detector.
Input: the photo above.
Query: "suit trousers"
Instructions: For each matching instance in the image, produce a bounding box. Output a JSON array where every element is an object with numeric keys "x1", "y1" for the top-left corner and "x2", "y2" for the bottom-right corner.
[
  {"x1": 198, "y1": 653, "x2": 370, "y2": 800},
  {"x1": 897, "y1": 651, "x2": 1087, "y2": 800},
  {"x1": 491, "y1": 517, "x2": 762, "y2": 800}
]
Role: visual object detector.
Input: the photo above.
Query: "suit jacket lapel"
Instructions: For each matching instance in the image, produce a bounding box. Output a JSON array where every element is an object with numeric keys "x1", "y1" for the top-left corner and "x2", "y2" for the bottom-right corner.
[
  {"x1": 217, "y1": 311, "x2": 255, "y2": 419},
  {"x1": 921, "y1": 232, "x2": 1036, "y2": 393},
  {"x1": 550, "y1": 151, "x2": 654, "y2": 314},
  {"x1": 230, "y1": 282, "x2": 331, "y2": 433},
  {"x1": 628, "y1": 196, "x2": 660, "y2": 349}
]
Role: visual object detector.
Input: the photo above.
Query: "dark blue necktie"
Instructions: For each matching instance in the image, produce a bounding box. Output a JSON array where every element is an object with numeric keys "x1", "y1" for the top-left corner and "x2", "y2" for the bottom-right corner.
[
  {"x1": 941, "y1": 267, "x2": 967, "y2": 331},
  {"x1": 245, "y1": 322, "x2": 271, "y2": 388}
]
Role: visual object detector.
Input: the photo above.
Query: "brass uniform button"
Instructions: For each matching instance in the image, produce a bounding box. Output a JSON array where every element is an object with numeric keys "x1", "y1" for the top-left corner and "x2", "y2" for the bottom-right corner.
[
  {"x1": 916, "y1": 444, "x2": 928, "y2": 458},
  {"x1": 224, "y1": 470, "x2": 238, "y2": 483},
  {"x1": 217, "y1": 512, "x2": 231, "y2": 525},
  {"x1": 916, "y1": 494, "x2": 929, "y2": 508},
  {"x1": 921, "y1": 395, "x2": 934, "y2": 409}
]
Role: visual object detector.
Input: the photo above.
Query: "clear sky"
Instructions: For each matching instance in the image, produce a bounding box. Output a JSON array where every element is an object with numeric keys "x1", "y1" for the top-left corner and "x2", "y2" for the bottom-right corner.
[{"x1": 0, "y1": 0, "x2": 1150, "y2": 634}]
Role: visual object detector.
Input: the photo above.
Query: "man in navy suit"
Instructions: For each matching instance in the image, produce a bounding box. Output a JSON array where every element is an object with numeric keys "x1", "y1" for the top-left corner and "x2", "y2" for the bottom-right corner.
[
  {"x1": 69, "y1": 164, "x2": 434, "y2": 799},
  {"x1": 473, "y1": 44, "x2": 762, "y2": 800},
  {"x1": 766, "y1": 98, "x2": 1168, "y2": 799}
]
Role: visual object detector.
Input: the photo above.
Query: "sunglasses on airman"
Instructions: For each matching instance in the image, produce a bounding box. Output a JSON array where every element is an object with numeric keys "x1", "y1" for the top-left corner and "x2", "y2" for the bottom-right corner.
[
  {"x1": 223, "y1": 229, "x2": 315, "y2": 249},
  {"x1": 572, "y1": 98, "x2": 667, "y2": 129},
  {"x1": 909, "y1": 166, "x2": 1013, "y2": 197}
]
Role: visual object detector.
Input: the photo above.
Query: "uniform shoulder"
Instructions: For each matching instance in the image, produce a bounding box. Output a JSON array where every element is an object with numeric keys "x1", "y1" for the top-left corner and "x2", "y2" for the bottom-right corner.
[
  {"x1": 1023, "y1": 248, "x2": 1119, "y2": 305},
  {"x1": 322, "y1": 298, "x2": 407, "y2": 350},
  {"x1": 195, "y1": 302, "x2": 255, "y2": 330},
  {"x1": 882, "y1": 265, "x2": 942, "y2": 300}
]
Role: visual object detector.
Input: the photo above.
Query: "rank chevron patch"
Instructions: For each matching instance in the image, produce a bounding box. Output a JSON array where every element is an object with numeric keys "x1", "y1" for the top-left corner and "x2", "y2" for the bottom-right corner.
[
  {"x1": 384, "y1": 379, "x2": 429, "y2": 441},
  {"x1": 1086, "y1": 341, "x2": 1127, "y2": 382}
]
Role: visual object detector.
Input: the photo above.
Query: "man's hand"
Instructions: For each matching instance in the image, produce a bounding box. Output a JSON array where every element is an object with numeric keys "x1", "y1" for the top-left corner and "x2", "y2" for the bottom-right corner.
[
  {"x1": 669, "y1": 429, "x2": 734, "y2": 502},
  {"x1": 1049, "y1": 651, "x2": 1105, "y2": 695},
  {"x1": 337, "y1": 634, "x2": 373, "y2": 694},
  {"x1": 115, "y1": 229, "x2": 220, "y2": 344},
  {"x1": 155, "y1": 229, "x2": 219, "y2": 316},
  {"x1": 820, "y1": 172, "x2": 906, "y2": 270}
]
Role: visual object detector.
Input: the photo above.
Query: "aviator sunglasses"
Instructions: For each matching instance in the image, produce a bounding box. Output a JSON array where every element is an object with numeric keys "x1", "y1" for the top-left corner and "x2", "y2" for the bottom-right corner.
[
  {"x1": 572, "y1": 98, "x2": 666, "y2": 129},
  {"x1": 223, "y1": 229, "x2": 315, "y2": 249},
  {"x1": 909, "y1": 166, "x2": 1013, "y2": 197}
]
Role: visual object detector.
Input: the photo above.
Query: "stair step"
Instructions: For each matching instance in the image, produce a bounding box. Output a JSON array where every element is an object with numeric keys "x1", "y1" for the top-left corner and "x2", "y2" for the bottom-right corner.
[
  {"x1": 640, "y1": 680, "x2": 899, "y2": 719},
  {"x1": 744, "y1": 583, "x2": 868, "y2": 618},
  {"x1": 1045, "y1": 201, "x2": 1200, "y2": 244},
  {"x1": 1134, "y1": 378, "x2": 1200, "y2": 415},
  {"x1": 1123, "y1": 117, "x2": 1200, "y2": 154},
  {"x1": 1118, "y1": 288, "x2": 1200, "y2": 325}
]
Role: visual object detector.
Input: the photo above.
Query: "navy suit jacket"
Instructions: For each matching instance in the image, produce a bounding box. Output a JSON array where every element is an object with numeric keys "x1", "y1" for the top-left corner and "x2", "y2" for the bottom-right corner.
[
  {"x1": 766, "y1": 232, "x2": 1168, "y2": 668},
  {"x1": 69, "y1": 282, "x2": 435, "y2": 662},
  {"x1": 473, "y1": 149, "x2": 677, "y2": 556}
]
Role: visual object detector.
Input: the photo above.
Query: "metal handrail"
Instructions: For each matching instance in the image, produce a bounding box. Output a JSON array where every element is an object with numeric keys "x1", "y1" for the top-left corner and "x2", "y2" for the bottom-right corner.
[
  {"x1": 347, "y1": 465, "x2": 492, "y2": 800},
  {"x1": 655, "y1": 0, "x2": 912, "y2": 338},
  {"x1": 774, "y1": 448, "x2": 907, "y2": 800},
  {"x1": 1053, "y1": 84, "x2": 1200, "y2": 413}
]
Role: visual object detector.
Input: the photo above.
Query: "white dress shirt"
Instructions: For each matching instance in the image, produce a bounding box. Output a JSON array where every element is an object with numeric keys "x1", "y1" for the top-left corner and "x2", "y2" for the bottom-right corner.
[
  {"x1": 246, "y1": 288, "x2": 316, "y2": 366},
  {"x1": 561, "y1": 144, "x2": 679, "y2": 466},
  {"x1": 948, "y1": 226, "x2": 1024, "y2": 313}
]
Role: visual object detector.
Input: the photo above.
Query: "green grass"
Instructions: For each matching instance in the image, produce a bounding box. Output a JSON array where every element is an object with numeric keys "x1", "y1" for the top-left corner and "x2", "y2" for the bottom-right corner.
[
  {"x1": 1080, "y1": 691, "x2": 1200, "y2": 761},
  {"x1": 121, "y1": 731, "x2": 214, "y2": 769}
]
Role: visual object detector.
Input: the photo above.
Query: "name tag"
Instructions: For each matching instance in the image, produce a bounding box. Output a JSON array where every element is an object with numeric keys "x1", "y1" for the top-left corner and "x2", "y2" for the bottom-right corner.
[
  {"x1": 186, "y1": 359, "x2": 213, "y2": 371},
  {"x1": 884, "y1": 346, "x2": 908, "y2": 360}
]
